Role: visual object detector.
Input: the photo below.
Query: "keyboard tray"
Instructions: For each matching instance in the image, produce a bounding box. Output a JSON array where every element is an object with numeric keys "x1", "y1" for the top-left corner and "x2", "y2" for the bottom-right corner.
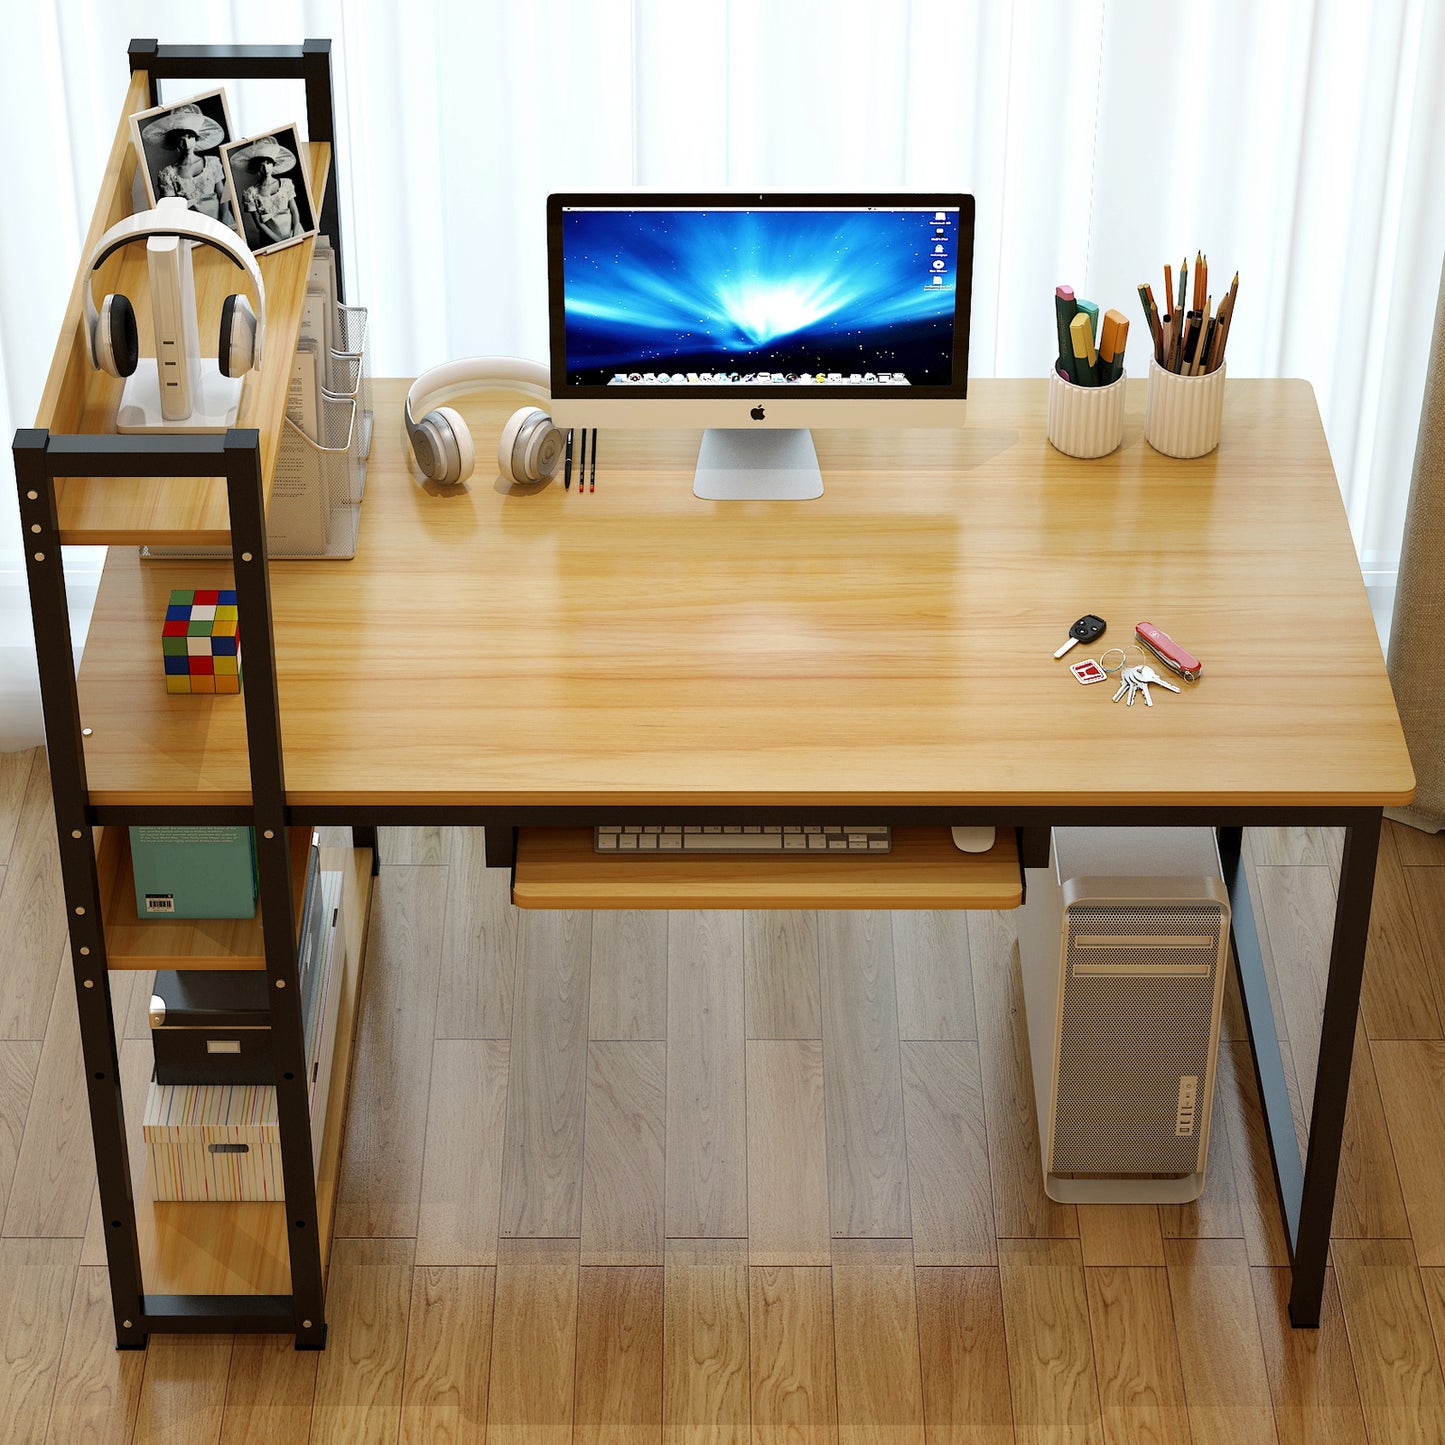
[{"x1": 512, "y1": 826, "x2": 1021, "y2": 911}]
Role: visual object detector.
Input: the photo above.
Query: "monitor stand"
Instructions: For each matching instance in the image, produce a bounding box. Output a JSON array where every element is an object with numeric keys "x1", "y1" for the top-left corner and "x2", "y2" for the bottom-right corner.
[{"x1": 693, "y1": 428, "x2": 824, "y2": 500}]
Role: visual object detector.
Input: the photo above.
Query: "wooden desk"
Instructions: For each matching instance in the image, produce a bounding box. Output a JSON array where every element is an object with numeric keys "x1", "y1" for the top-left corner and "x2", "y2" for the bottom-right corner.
[
  {"x1": 76, "y1": 378, "x2": 1411, "y2": 810},
  {"x1": 75, "y1": 376, "x2": 1411, "y2": 1328}
]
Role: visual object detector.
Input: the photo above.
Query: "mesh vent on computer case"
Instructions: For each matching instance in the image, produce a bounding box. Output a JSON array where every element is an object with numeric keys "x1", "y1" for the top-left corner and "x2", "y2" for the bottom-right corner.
[{"x1": 1050, "y1": 902, "x2": 1226, "y2": 1175}]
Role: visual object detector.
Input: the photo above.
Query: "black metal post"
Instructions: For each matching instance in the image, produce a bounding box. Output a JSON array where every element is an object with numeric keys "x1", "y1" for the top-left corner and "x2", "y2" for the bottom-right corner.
[
  {"x1": 224, "y1": 428, "x2": 327, "y2": 1349},
  {"x1": 352, "y1": 825, "x2": 380, "y2": 874},
  {"x1": 1018, "y1": 826, "x2": 1050, "y2": 871},
  {"x1": 13, "y1": 430, "x2": 147, "y2": 1349},
  {"x1": 1288, "y1": 810, "x2": 1381, "y2": 1325},
  {"x1": 302, "y1": 39, "x2": 345, "y2": 301},
  {"x1": 128, "y1": 38, "x2": 161, "y2": 105}
]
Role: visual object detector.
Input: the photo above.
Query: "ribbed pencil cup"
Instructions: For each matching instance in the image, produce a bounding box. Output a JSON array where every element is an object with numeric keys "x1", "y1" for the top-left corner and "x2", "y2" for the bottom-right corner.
[
  {"x1": 1144, "y1": 357, "x2": 1226, "y2": 458},
  {"x1": 1046, "y1": 369, "x2": 1127, "y2": 459}
]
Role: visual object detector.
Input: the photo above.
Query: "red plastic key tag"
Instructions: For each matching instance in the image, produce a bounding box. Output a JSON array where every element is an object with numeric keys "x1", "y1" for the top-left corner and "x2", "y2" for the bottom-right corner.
[
  {"x1": 1135, "y1": 622, "x2": 1202, "y2": 681},
  {"x1": 1069, "y1": 658, "x2": 1107, "y2": 684}
]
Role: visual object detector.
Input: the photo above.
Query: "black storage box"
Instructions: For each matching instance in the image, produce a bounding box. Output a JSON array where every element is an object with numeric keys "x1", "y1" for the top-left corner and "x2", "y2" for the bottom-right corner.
[{"x1": 149, "y1": 970, "x2": 272, "y2": 1085}]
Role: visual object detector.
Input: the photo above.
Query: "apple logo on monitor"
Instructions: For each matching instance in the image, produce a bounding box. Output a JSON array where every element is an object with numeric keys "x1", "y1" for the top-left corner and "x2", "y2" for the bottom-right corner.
[{"x1": 750, "y1": 405, "x2": 766, "y2": 421}]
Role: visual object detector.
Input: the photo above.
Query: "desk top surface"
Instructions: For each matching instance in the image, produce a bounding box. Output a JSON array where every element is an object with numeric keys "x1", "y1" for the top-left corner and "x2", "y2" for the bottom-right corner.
[{"x1": 77, "y1": 377, "x2": 1414, "y2": 810}]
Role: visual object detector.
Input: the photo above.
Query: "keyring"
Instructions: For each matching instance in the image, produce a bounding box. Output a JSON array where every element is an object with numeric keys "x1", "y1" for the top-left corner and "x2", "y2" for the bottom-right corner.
[{"x1": 1100, "y1": 647, "x2": 1127, "y2": 674}]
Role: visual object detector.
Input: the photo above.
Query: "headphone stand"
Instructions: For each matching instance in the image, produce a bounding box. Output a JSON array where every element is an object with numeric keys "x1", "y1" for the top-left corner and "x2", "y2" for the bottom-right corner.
[
  {"x1": 116, "y1": 359, "x2": 244, "y2": 433},
  {"x1": 114, "y1": 230, "x2": 245, "y2": 434}
]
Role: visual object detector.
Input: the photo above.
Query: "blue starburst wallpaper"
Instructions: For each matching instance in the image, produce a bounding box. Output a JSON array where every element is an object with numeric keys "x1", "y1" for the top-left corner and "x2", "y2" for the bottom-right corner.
[{"x1": 561, "y1": 207, "x2": 959, "y2": 385}]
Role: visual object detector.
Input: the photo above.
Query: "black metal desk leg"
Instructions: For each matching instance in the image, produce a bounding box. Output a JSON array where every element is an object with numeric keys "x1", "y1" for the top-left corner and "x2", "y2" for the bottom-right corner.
[
  {"x1": 353, "y1": 826, "x2": 380, "y2": 873},
  {"x1": 1289, "y1": 809, "x2": 1381, "y2": 1325}
]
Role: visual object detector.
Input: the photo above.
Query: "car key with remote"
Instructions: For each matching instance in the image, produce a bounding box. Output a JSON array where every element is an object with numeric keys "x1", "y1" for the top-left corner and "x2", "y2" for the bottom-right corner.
[{"x1": 1054, "y1": 614, "x2": 1107, "y2": 658}]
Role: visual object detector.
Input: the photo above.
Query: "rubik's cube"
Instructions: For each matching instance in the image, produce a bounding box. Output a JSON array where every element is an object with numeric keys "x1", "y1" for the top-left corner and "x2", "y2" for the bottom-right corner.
[{"x1": 162, "y1": 589, "x2": 242, "y2": 695}]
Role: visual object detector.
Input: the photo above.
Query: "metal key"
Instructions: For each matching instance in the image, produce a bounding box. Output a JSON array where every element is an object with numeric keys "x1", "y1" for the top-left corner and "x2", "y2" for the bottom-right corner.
[{"x1": 1132, "y1": 664, "x2": 1182, "y2": 695}]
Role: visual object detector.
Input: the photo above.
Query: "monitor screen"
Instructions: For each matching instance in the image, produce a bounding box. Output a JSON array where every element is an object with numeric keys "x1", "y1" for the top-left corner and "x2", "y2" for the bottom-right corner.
[{"x1": 548, "y1": 194, "x2": 973, "y2": 399}]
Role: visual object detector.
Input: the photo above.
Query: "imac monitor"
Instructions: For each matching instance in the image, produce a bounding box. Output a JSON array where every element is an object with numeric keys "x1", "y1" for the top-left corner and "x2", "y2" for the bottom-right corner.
[{"x1": 547, "y1": 193, "x2": 974, "y2": 499}]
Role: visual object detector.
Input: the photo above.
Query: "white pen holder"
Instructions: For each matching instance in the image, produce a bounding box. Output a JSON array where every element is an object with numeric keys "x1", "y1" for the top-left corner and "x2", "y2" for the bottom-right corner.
[
  {"x1": 1144, "y1": 356, "x2": 1226, "y2": 458},
  {"x1": 1046, "y1": 368, "x2": 1127, "y2": 459}
]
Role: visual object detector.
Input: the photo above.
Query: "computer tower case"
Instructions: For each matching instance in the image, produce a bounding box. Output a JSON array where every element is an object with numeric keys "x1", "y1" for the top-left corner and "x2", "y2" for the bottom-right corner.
[{"x1": 1016, "y1": 827, "x2": 1231, "y2": 1203}]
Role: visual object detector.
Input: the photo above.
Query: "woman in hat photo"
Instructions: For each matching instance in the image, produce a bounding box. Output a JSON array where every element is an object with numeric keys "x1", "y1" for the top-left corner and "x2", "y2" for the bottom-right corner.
[
  {"x1": 223, "y1": 126, "x2": 317, "y2": 255},
  {"x1": 133, "y1": 95, "x2": 236, "y2": 228}
]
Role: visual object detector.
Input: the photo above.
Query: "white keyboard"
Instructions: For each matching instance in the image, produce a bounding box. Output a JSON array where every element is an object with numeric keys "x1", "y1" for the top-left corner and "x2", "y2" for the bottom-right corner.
[{"x1": 594, "y1": 824, "x2": 892, "y2": 854}]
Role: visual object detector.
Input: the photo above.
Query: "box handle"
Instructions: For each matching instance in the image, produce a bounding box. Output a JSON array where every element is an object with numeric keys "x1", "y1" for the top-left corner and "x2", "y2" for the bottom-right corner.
[{"x1": 207, "y1": 1143, "x2": 250, "y2": 1155}]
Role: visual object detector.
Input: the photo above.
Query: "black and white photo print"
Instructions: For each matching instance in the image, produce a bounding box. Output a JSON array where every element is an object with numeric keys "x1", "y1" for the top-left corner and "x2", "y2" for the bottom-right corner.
[
  {"x1": 222, "y1": 124, "x2": 316, "y2": 256},
  {"x1": 130, "y1": 89, "x2": 237, "y2": 227}
]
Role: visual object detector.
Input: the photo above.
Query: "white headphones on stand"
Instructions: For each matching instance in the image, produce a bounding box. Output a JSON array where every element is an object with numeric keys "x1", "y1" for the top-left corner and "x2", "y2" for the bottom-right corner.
[
  {"x1": 404, "y1": 357, "x2": 565, "y2": 486},
  {"x1": 84, "y1": 197, "x2": 266, "y2": 378}
]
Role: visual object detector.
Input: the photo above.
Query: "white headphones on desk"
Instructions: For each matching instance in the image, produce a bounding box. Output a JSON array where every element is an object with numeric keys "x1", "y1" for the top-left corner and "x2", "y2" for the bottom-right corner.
[
  {"x1": 404, "y1": 357, "x2": 565, "y2": 486},
  {"x1": 84, "y1": 197, "x2": 266, "y2": 378}
]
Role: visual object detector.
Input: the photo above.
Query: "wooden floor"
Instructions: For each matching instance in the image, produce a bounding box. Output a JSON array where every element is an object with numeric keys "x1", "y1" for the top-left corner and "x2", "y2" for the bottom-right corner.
[{"x1": 3, "y1": 746, "x2": 1445, "y2": 1442}]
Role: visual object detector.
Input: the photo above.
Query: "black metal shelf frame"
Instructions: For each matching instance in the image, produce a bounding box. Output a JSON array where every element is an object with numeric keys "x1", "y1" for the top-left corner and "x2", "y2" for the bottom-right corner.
[{"x1": 10, "y1": 39, "x2": 353, "y2": 1351}]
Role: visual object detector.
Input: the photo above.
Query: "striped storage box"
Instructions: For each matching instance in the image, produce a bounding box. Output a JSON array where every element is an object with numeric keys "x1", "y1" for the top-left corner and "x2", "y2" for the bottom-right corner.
[
  {"x1": 145, "y1": 1081, "x2": 286, "y2": 1200},
  {"x1": 144, "y1": 869, "x2": 346, "y2": 1201}
]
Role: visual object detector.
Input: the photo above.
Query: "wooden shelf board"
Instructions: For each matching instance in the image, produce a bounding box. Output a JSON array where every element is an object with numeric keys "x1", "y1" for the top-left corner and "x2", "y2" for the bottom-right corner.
[
  {"x1": 512, "y1": 826, "x2": 1022, "y2": 910},
  {"x1": 126, "y1": 845, "x2": 373, "y2": 1297},
  {"x1": 99, "y1": 823, "x2": 312, "y2": 970},
  {"x1": 41, "y1": 68, "x2": 331, "y2": 547}
]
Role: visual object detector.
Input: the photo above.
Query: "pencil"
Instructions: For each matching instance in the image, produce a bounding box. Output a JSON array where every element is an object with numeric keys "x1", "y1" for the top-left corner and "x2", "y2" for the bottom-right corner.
[
  {"x1": 1146, "y1": 285, "x2": 1164, "y2": 364},
  {"x1": 1208, "y1": 294, "x2": 1228, "y2": 370},
  {"x1": 1218, "y1": 271, "x2": 1239, "y2": 367},
  {"x1": 1137, "y1": 284, "x2": 1161, "y2": 363},
  {"x1": 1193, "y1": 298, "x2": 1212, "y2": 374}
]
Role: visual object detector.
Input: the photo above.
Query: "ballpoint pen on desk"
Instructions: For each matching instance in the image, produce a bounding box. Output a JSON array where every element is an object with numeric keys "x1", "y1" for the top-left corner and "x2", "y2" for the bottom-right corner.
[
  {"x1": 577, "y1": 428, "x2": 587, "y2": 496},
  {"x1": 563, "y1": 428, "x2": 573, "y2": 490},
  {"x1": 589, "y1": 429, "x2": 597, "y2": 492}
]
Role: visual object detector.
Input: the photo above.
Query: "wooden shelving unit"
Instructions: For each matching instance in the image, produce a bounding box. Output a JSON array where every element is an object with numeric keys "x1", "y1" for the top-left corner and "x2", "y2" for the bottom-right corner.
[
  {"x1": 49, "y1": 132, "x2": 330, "y2": 546},
  {"x1": 105, "y1": 845, "x2": 373, "y2": 1296},
  {"x1": 14, "y1": 39, "x2": 364, "y2": 1350},
  {"x1": 98, "y1": 825, "x2": 312, "y2": 969}
]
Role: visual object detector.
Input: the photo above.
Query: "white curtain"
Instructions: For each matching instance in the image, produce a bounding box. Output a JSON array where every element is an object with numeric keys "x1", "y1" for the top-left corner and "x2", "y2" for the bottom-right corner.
[{"x1": 3, "y1": 0, "x2": 1442, "y2": 747}]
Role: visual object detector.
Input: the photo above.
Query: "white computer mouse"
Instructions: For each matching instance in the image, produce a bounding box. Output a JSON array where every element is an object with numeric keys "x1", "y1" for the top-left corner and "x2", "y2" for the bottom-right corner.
[{"x1": 951, "y1": 827, "x2": 996, "y2": 853}]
